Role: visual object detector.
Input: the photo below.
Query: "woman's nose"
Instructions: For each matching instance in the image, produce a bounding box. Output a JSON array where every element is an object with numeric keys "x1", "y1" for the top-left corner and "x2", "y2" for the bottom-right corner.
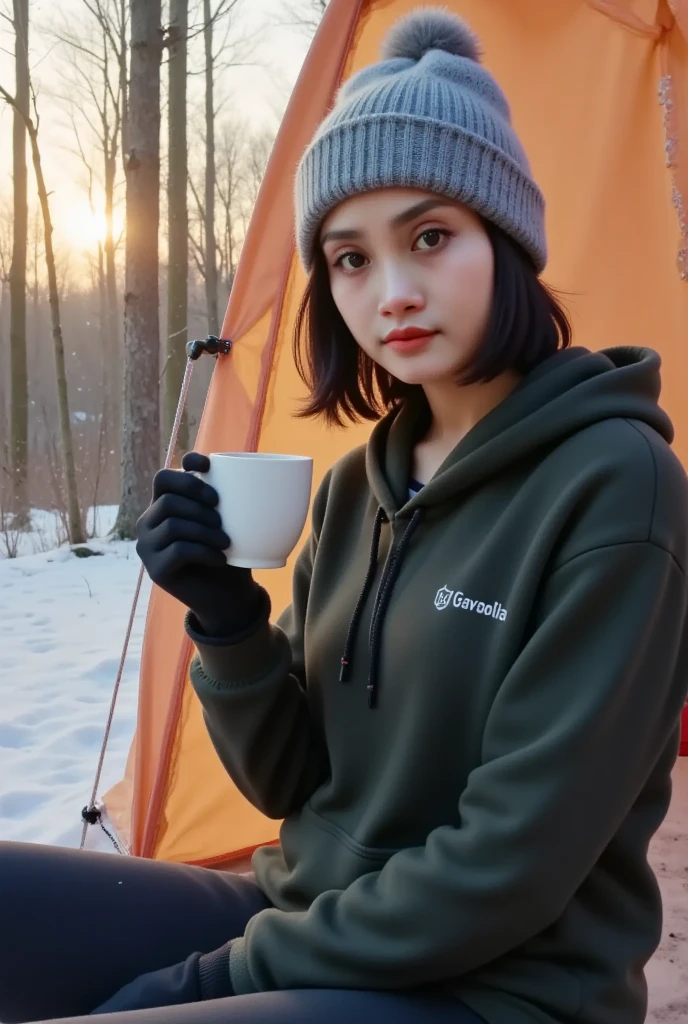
[{"x1": 377, "y1": 265, "x2": 426, "y2": 319}]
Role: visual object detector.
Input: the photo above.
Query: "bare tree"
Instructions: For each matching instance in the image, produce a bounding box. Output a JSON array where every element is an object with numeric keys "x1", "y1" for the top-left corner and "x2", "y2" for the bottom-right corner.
[
  {"x1": 0, "y1": 82, "x2": 87, "y2": 545},
  {"x1": 188, "y1": 0, "x2": 252, "y2": 335},
  {"x1": 215, "y1": 118, "x2": 242, "y2": 293},
  {"x1": 72, "y1": 149, "x2": 113, "y2": 498},
  {"x1": 84, "y1": 1, "x2": 128, "y2": 466},
  {"x1": 70, "y1": 125, "x2": 114, "y2": 450},
  {"x1": 277, "y1": 0, "x2": 329, "y2": 37},
  {"x1": 78, "y1": 150, "x2": 107, "y2": 346},
  {"x1": 0, "y1": 201, "x2": 13, "y2": 284},
  {"x1": 165, "y1": 0, "x2": 189, "y2": 456},
  {"x1": 0, "y1": 202, "x2": 11, "y2": 314},
  {"x1": 8, "y1": 0, "x2": 29, "y2": 527},
  {"x1": 0, "y1": 200, "x2": 12, "y2": 488},
  {"x1": 29, "y1": 205, "x2": 42, "y2": 311},
  {"x1": 73, "y1": 0, "x2": 130, "y2": 172},
  {"x1": 240, "y1": 128, "x2": 274, "y2": 210},
  {"x1": 202, "y1": 0, "x2": 219, "y2": 336},
  {"x1": 235, "y1": 128, "x2": 273, "y2": 243},
  {"x1": 190, "y1": 118, "x2": 273, "y2": 302},
  {"x1": 52, "y1": 0, "x2": 129, "y2": 472},
  {"x1": 112, "y1": 0, "x2": 163, "y2": 540}
]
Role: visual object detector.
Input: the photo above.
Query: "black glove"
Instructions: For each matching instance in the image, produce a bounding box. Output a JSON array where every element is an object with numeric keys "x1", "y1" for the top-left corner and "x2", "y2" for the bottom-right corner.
[
  {"x1": 90, "y1": 943, "x2": 233, "y2": 1014},
  {"x1": 135, "y1": 451, "x2": 269, "y2": 638}
]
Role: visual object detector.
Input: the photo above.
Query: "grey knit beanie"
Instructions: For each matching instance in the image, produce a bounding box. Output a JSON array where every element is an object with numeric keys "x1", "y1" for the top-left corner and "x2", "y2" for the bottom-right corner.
[{"x1": 294, "y1": 6, "x2": 547, "y2": 273}]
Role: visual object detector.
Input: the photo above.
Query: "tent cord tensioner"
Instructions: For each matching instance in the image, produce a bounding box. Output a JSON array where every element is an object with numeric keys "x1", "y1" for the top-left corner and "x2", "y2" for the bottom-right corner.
[{"x1": 79, "y1": 335, "x2": 232, "y2": 853}]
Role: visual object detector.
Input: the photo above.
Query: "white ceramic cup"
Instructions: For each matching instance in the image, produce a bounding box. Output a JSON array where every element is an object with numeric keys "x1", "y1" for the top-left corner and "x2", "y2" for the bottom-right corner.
[{"x1": 199, "y1": 452, "x2": 313, "y2": 569}]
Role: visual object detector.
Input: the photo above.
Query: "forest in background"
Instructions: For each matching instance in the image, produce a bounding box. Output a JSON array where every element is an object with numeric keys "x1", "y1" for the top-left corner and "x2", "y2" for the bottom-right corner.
[{"x1": 0, "y1": 0, "x2": 328, "y2": 551}]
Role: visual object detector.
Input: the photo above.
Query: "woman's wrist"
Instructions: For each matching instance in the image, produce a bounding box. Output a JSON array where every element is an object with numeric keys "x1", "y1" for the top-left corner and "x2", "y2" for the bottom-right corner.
[{"x1": 192, "y1": 583, "x2": 271, "y2": 641}]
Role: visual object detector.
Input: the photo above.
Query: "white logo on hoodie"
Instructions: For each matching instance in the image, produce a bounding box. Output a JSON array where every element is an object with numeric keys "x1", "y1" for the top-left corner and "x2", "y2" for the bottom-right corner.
[{"x1": 434, "y1": 585, "x2": 508, "y2": 622}]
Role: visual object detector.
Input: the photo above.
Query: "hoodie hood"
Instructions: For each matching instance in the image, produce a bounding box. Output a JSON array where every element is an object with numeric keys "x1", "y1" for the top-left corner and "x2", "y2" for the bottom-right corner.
[{"x1": 366, "y1": 346, "x2": 673, "y2": 519}]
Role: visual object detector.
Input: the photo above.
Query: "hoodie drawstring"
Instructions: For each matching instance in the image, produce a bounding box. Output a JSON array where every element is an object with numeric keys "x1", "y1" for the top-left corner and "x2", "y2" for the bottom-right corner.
[
  {"x1": 340, "y1": 506, "x2": 423, "y2": 708},
  {"x1": 339, "y1": 507, "x2": 386, "y2": 684}
]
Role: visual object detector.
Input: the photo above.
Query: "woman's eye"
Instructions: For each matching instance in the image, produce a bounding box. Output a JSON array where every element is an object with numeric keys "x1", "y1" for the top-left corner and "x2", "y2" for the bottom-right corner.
[
  {"x1": 335, "y1": 252, "x2": 367, "y2": 271},
  {"x1": 333, "y1": 230, "x2": 449, "y2": 268},
  {"x1": 415, "y1": 229, "x2": 446, "y2": 250}
]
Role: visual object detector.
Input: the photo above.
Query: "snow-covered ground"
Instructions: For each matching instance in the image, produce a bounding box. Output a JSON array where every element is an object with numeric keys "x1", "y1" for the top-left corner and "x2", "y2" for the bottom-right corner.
[
  {"x1": 0, "y1": 507, "x2": 151, "y2": 848},
  {"x1": 0, "y1": 508, "x2": 685, "y2": 1020}
]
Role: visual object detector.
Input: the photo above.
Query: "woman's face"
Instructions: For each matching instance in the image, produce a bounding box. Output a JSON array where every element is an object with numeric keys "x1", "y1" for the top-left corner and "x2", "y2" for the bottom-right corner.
[{"x1": 320, "y1": 188, "x2": 494, "y2": 387}]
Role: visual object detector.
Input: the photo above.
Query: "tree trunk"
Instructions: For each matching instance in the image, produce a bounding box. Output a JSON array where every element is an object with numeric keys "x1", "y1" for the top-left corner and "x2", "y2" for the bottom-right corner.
[
  {"x1": 0, "y1": 277, "x2": 9, "y2": 484},
  {"x1": 103, "y1": 145, "x2": 121, "y2": 478},
  {"x1": 112, "y1": 0, "x2": 162, "y2": 540},
  {"x1": 166, "y1": 0, "x2": 189, "y2": 459},
  {"x1": 97, "y1": 240, "x2": 107, "y2": 351},
  {"x1": 203, "y1": 0, "x2": 218, "y2": 337},
  {"x1": 31, "y1": 207, "x2": 39, "y2": 308},
  {"x1": 119, "y1": 0, "x2": 129, "y2": 172},
  {"x1": 25, "y1": 117, "x2": 86, "y2": 545},
  {"x1": 9, "y1": 0, "x2": 29, "y2": 526}
]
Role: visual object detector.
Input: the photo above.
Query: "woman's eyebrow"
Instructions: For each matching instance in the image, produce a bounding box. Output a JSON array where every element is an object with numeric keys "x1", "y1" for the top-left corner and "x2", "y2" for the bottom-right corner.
[{"x1": 320, "y1": 198, "x2": 454, "y2": 246}]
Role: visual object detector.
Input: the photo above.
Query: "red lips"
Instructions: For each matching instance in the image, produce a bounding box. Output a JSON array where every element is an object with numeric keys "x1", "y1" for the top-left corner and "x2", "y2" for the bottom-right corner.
[{"x1": 383, "y1": 326, "x2": 436, "y2": 344}]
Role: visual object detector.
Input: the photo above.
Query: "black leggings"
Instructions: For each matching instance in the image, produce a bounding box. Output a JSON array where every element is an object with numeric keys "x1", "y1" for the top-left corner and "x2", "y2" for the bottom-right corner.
[{"x1": 0, "y1": 842, "x2": 485, "y2": 1024}]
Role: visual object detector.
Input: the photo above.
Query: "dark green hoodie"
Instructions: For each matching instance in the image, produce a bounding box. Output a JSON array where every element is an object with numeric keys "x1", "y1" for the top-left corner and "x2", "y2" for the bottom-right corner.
[{"x1": 188, "y1": 346, "x2": 688, "y2": 1024}]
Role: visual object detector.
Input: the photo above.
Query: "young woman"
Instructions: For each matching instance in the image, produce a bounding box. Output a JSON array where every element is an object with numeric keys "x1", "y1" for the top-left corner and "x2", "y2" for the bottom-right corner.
[{"x1": 2, "y1": 9, "x2": 687, "y2": 1024}]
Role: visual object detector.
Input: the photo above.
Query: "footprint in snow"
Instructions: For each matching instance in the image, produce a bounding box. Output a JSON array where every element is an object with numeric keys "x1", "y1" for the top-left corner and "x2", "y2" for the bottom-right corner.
[
  {"x1": 81, "y1": 658, "x2": 122, "y2": 686},
  {"x1": 23, "y1": 614, "x2": 52, "y2": 628},
  {"x1": 0, "y1": 789, "x2": 50, "y2": 819},
  {"x1": 24, "y1": 638, "x2": 57, "y2": 655},
  {"x1": 48, "y1": 768, "x2": 85, "y2": 785},
  {"x1": 11, "y1": 709, "x2": 60, "y2": 728},
  {"x1": 0, "y1": 722, "x2": 32, "y2": 749},
  {"x1": 47, "y1": 724, "x2": 105, "y2": 751}
]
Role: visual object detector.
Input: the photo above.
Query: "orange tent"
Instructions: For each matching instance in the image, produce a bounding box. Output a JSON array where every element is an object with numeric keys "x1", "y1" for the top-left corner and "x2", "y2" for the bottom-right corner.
[{"x1": 103, "y1": 0, "x2": 688, "y2": 866}]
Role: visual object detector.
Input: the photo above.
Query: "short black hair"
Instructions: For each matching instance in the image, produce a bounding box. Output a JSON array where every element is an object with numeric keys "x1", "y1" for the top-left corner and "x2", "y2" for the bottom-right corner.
[{"x1": 293, "y1": 218, "x2": 572, "y2": 427}]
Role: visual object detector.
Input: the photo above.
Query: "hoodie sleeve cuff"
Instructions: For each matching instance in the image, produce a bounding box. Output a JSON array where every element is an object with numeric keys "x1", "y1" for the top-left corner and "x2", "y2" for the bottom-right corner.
[
  {"x1": 228, "y1": 938, "x2": 258, "y2": 996},
  {"x1": 198, "y1": 942, "x2": 234, "y2": 1000},
  {"x1": 186, "y1": 611, "x2": 292, "y2": 691}
]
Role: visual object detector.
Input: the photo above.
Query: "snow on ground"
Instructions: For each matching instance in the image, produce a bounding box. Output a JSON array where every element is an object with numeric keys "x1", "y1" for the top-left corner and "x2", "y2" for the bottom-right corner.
[
  {"x1": 0, "y1": 508, "x2": 685, "y2": 1019},
  {"x1": 0, "y1": 506, "x2": 151, "y2": 848}
]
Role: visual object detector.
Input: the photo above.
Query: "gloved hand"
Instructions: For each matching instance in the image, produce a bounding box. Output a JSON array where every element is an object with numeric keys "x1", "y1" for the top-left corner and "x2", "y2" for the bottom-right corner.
[
  {"x1": 135, "y1": 451, "x2": 269, "y2": 638},
  {"x1": 90, "y1": 943, "x2": 233, "y2": 1014}
]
